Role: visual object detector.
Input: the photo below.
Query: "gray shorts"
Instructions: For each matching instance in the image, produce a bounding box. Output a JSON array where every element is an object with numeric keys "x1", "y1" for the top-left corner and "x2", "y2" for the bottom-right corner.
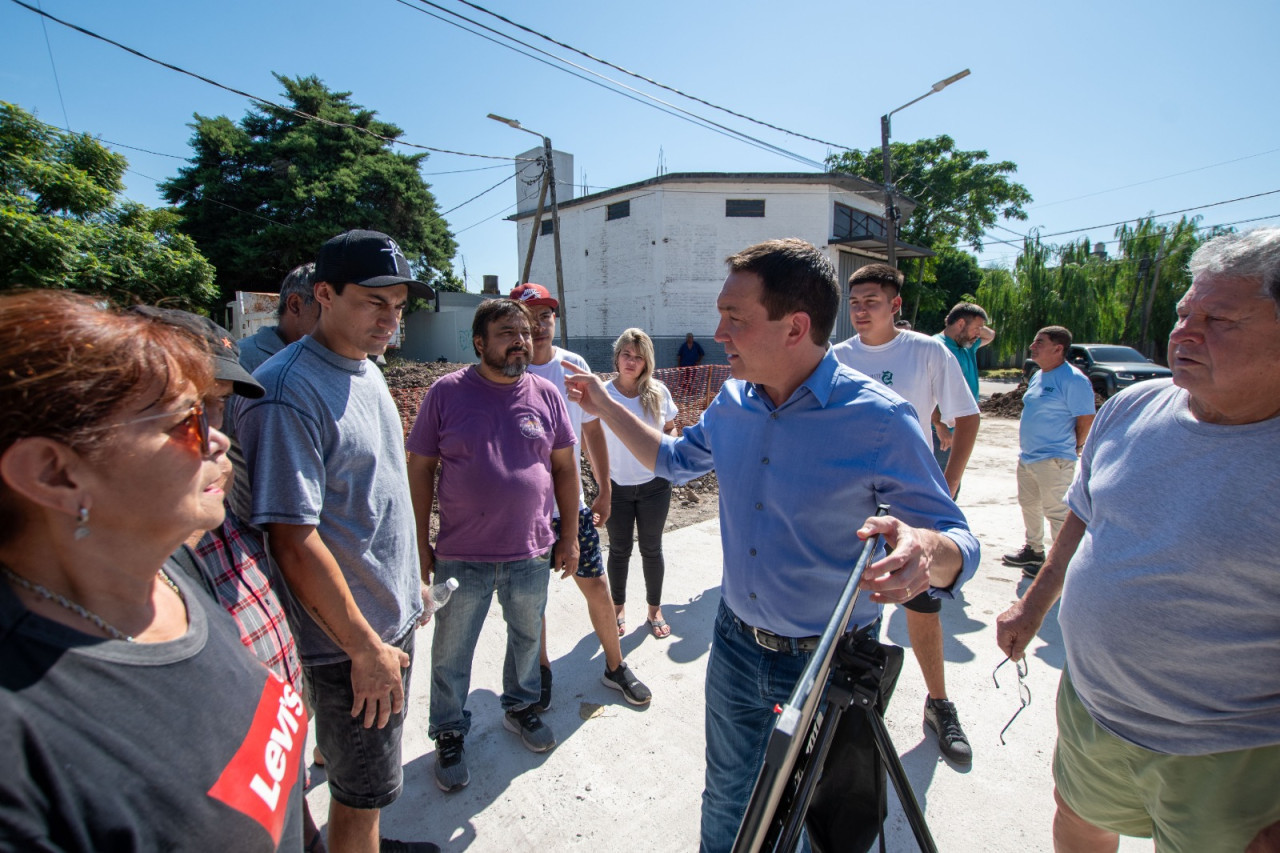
[{"x1": 304, "y1": 628, "x2": 414, "y2": 809}]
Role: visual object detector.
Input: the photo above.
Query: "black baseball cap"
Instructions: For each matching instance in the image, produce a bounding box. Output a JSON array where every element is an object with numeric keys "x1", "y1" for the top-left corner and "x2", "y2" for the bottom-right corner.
[
  {"x1": 128, "y1": 306, "x2": 265, "y2": 399},
  {"x1": 314, "y1": 229, "x2": 436, "y2": 300}
]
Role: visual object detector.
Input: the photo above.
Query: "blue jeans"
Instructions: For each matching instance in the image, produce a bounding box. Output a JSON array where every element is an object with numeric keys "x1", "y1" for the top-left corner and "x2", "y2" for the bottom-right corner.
[
  {"x1": 701, "y1": 601, "x2": 879, "y2": 853},
  {"x1": 428, "y1": 554, "x2": 550, "y2": 739}
]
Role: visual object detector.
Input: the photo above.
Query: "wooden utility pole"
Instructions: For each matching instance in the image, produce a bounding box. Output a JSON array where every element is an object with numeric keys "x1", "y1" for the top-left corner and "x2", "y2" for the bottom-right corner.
[{"x1": 521, "y1": 160, "x2": 548, "y2": 286}]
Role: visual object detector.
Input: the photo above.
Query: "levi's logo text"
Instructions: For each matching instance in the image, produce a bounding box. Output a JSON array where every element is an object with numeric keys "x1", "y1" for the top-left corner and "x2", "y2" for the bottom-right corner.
[
  {"x1": 207, "y1": 676, "x2": 307, "y2": 844},
  {"x1": 518, "y1": 413, "x2": 545, "y2": 438}
]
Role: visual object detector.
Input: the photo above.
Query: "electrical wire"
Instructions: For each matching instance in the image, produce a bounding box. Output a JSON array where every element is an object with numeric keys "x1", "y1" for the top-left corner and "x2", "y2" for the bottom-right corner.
[
  {"x1": 446, "y1": 0, "x2": 852, "y2": 152},
  {"x1": 453, "y1": 201, "x2": 519, "y2": 234},
  {"x1": 8, "y1": 0, "x2": 523, "y2": 162},
  {"x1": 1030, "y1": 147, "x2": 1280, "y2": 210},
  {"x1": 394, "y1": 0, "x2": 826, "y2": 170},
  {"x1": 440, "y1": 172, "x2": 515, "y2": 215},
  {"x1": 975, "y1": 188, "x2": 1280, "y2": 251},
  {"x1": 34, "y1": 0, "x2": 70, "y2": 131}
]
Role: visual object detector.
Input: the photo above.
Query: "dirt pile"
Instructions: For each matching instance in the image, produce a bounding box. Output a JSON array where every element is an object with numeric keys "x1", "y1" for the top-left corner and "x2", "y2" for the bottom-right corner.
[{"x1": 980, "y1": 382, "x2": 1027, "y2": 418}]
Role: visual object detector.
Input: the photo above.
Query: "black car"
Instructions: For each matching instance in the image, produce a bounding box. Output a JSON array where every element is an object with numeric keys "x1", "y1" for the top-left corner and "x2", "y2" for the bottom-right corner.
[{"x1": 1023, "y1": 344, "x2": 1172, "y2": 399}]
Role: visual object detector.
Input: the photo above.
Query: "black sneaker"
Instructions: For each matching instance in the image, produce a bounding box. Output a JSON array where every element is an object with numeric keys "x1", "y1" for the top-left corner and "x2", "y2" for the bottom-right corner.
[
  {"x1": 535, "y1": 664, "x2": 552, "y2": 712},
  {"x1": 379, "y1": 839, "x2": 441, "y2": 853},
  {"x1": 1021, "y1": 563, "x2": 1041, "y2": 580},
  {"x1": 1001, "y1": 546, "x2": 1045, "y2": 568},
  {"x1": 923, "y1": 696, "x2": 972, "y2": 764},
  {"x1": 432, "y1": 731, "x2": 469, "y2": 792},
  {"x1": 602, "y1": 661, "x2": 652, "y2": 706},
  {"x1": 504, "y1": 705, "x2": 556, "y2": 753}
]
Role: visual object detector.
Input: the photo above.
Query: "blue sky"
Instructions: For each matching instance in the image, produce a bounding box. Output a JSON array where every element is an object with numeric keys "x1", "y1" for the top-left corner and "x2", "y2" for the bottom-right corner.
[{"x1": 3, "y1": 0, "x2": 1278, "y2": 294}]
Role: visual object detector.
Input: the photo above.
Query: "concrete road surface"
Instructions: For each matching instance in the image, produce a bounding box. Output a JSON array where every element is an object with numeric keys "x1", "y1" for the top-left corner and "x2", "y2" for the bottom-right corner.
[{"x1": 306, "y1": 417, "x2": 1147, "y2": 852}]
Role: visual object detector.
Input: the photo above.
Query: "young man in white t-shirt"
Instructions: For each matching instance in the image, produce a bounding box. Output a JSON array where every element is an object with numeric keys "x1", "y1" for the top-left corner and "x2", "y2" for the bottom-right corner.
[
  {"x1": 831, "y1": 263, "x2": 979, "y2": 766},
  {"x1": 509, "y1": 284, "x2": 651, "y2": 708}
]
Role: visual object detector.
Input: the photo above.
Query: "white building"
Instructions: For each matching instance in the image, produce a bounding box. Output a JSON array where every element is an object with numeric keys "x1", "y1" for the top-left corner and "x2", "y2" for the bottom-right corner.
[{"x1": 510, "y1": 167, "x2": 929, "y2": 368}]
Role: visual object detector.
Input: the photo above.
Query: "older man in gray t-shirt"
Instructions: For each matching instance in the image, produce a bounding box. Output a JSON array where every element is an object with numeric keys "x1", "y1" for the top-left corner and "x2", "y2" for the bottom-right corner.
[{"x1": 996, "y1": 228, "x2": 1280, "y2": 852}]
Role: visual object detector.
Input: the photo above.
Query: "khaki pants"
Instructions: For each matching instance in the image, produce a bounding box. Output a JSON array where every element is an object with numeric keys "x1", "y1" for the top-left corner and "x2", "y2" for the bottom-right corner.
[{"x1": 1016, "y1": 457, "x2": 1075, "y2": 551}]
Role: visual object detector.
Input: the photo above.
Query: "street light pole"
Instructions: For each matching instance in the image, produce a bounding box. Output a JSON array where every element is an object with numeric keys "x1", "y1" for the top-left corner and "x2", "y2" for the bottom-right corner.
[
  {"x1": 879, "y1": 69, "x2": 970, "y2": 269},
  {"x1": 488, "y1": 113, "x2": 568, "y2": 348}
]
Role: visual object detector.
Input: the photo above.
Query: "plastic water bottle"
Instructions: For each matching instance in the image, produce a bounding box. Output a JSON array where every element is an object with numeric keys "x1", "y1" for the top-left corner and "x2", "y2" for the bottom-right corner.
[{"x1": 425, "y1": 577, "x2": 459, "y2": 618}]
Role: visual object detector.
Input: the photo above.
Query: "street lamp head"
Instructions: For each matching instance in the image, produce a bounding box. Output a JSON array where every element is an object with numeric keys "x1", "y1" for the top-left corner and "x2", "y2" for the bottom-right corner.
[
  {"x1": 487, "y1": 113, "x2": 521, "y2": 130},
  {"x1": 931, "y1": 69, "x2": 971, "y2": 92}
]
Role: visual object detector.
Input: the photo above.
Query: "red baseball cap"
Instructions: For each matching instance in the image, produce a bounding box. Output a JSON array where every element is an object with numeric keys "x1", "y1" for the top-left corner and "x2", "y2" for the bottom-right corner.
[{"x1": 508, "y1": 282, "x2": 558, "y2": 310}]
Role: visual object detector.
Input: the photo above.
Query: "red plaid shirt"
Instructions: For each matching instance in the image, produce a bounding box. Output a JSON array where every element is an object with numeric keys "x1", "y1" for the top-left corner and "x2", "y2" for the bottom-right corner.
[{"x1": 195, "y1": 510, "x2": 302, "y2": 694}]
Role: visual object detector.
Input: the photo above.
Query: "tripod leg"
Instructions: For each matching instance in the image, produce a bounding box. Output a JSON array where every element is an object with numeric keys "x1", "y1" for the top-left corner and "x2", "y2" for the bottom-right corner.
[{"x1": 866, "y1": 710, "x2": 938, "y2": 853}]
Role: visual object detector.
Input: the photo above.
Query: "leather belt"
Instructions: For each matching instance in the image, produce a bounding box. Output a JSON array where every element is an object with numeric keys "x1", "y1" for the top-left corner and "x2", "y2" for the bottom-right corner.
[{"x1": 748, "y1": 624, "x2": 820, "y2": 654}]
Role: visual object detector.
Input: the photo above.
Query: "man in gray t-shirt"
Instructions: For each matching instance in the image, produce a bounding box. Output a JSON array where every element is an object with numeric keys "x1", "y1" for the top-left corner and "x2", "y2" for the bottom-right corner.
[
  {"x1": 996, "y1": 228, "x2": 1280, "y2": 852},
  {"x1": 236, "y1": 230, "x2": 438, "y2": 853}
]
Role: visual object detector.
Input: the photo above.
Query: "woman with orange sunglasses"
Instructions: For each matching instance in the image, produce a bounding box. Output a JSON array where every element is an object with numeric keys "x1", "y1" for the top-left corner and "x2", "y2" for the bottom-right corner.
[{"x1": 0, "y1": 291, "x2": 309, "y2": 851}]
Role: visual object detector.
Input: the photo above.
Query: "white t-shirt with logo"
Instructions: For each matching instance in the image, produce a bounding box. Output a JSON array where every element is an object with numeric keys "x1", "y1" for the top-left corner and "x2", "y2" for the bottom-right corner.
[
  {"x1": 603, "y1": 379, "x2": 679, "y2": 486},
  {"x1": 528, "y1": 347, "x2": 597, "y2": 514},
  {"x1": 831, "y1": 330, "x2": 979, "y2": 439}
]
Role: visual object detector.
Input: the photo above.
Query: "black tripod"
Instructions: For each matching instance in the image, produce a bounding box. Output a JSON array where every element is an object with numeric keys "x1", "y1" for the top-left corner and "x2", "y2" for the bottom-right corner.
[{"x1": 731, "y1": 506, "x2": 937, "y2": 853}]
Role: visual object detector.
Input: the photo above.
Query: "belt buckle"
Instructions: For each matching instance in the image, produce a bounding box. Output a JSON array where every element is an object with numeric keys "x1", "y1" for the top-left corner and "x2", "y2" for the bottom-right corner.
[{"x1": 751, "y1": 626, "x2": 781, "y2": 652}]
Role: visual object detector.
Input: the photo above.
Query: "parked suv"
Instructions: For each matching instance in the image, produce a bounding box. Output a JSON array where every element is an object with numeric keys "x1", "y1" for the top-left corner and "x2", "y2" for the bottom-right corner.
[{"x1": 1023, "y1": 344, "x2": 1172, "y2": 399}]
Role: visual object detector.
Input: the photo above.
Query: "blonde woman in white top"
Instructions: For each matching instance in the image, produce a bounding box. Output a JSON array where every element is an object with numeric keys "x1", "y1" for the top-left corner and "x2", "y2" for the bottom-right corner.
[{"x1": 603, "y1": 329, "x2": 679, "y2": 639}]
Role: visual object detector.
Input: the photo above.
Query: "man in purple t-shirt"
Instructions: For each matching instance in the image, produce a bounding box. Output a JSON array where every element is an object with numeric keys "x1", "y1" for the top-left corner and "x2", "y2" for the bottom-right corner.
[{"x1": 406, "y1": 299, "x2": 579, "y2": 794}]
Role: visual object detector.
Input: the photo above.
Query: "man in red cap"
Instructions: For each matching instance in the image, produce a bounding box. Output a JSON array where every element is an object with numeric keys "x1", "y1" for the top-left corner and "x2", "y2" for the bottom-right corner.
[{"x1": 509, "y1": 283, "x2": 652, "y2": 708}]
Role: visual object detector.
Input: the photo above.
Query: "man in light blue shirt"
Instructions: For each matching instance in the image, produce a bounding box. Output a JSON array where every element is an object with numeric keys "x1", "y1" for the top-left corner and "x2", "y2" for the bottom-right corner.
[
  {"x1": 565, "y1": 238, "x2": 978, "y2": 853},
  {"x1": 1003, "y1": 326, "x2": 1095, "y2": 577}
]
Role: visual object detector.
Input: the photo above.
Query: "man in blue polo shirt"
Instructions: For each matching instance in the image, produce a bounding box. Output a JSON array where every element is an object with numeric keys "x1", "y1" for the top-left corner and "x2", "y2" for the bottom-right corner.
[
  {"x1": 1002, "y1": 325, "x2": 1095, "y2": 577},
  {"x1": 565, "y1": 238, "x2": 979, "y2": 853}
]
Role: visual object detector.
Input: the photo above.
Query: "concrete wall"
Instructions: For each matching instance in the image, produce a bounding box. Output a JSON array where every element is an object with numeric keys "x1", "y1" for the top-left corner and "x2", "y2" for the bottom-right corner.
[{"x1": 397, "y1": 291, "x2": 488, "y2": 363}]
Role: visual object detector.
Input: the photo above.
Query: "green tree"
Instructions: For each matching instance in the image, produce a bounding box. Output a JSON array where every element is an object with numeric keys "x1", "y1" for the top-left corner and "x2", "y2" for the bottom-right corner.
[
  {"x1": 162, "y1": 74, "x2": 458, "y2": 301},
  {"x1": 1, "y1": 102, "x2": 216, "y2": 308},
  {"x1": 827, "y1": 134, "x2": 1032, "y2": 325}
]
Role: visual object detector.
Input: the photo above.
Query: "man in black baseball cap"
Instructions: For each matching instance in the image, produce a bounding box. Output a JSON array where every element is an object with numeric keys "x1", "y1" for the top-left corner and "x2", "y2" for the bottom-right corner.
[{"x1": 237, "y1": 228, "x2": 440, "y2": 853}]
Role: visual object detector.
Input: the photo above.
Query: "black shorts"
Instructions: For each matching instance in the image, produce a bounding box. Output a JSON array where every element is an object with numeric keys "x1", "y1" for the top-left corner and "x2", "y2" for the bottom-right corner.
[
  {"x1": 304, "y1": 629, "x2": 414, "y2": 809},
  {"x1": 901, "y1": 590, "x2": 941, "y2": 614}
]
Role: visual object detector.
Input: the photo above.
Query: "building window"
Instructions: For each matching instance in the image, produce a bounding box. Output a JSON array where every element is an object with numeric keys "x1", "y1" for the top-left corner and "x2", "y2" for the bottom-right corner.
[
  {"x1": 540, "y1": 219, "x2": 554, "y2": 236},
  {"x1": 726, "y1": 199, "x2": 765, "y2": 218},
  {"x1": 833, "y1": 202, "x2": 886, "y2": 240},
  {"x1": 607, "y1": 200, "x2": 630, "y2": 221}
]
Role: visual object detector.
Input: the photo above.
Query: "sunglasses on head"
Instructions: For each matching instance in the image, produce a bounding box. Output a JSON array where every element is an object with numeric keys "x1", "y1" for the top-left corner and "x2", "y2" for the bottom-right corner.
[{"x1": 116, "y1": 403, "x2": 211, "y2": 455}]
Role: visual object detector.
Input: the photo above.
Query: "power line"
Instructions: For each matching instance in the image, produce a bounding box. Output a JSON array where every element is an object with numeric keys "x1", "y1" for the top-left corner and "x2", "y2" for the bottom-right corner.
[
  {"x1": 102, "y1": 138, "x2": 187, "y2": 159},
  {"x1": 976, "y1": 212, "x2": 1280, "y2": 264},
  {"x1": 394, "y1": 0, "x2": 824, "y2": 171},
  {"x1": 8, "y1": 0, "x2": 522, "y2": 162},
  {"x1": 440, "y1": 172, "x2": 515, "y2": 215},
  {"x1": 1030, "y1": 146, "x2": 1280, "y2": 210},
  {"x1": 454, "y1": 201, "x2": 518, "y2": 234},
  {"x1": 125, "y1": 168, "x2": 298, "y2": 229},
  {"x1": 34, "y1": 0, "x2": 70, "y2": 131},
  {"x1": 976, "y1": 188, "x2": 1280, "y2": 250},
  {"x1": 447, "y1": 0, "x2": 852, "y2": 152}
]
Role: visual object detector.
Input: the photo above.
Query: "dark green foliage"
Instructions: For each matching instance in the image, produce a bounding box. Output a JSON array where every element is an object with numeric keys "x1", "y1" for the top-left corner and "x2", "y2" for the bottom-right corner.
[
  {"x1": 1, "y1": 102, "x2": 215, "y2": 308},
  {"x1": 161, "y1": 75, "x2": 457, "y2": 301}
]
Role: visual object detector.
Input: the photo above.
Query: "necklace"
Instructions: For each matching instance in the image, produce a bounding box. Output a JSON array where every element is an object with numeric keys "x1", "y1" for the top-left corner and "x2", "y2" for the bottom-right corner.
[{"x1": 0, "y1": 563, "x2": 185, "y2": 643}]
